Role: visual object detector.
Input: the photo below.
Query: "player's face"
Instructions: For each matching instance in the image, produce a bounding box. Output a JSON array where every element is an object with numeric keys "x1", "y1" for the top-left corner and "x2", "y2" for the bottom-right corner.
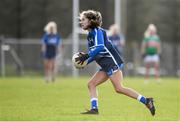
[
  {"x1": 150, "y1": 30, "x2": 156, "y2": 35},
  {"x1": 49, "y1": 27, "x2": 54, "y2": 34},
  {"x1": 80, "y1": 16, "x2": 90, "y2": 30}
]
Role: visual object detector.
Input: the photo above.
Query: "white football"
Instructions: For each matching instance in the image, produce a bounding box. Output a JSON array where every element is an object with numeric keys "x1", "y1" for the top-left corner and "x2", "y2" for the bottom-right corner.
[{"x1": 72, "y1": 52, "x2": 87, "y2": 69}]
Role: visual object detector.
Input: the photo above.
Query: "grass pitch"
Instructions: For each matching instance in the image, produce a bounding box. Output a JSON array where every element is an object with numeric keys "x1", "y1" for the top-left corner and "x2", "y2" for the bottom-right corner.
[{"x1": 0, "y1": 76, "x2": 179, "y2": 121}]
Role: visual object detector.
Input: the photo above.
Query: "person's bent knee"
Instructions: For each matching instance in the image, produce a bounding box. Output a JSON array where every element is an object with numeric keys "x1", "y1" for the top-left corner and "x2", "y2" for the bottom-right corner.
[
  {"x1": 115, "y1": 87, "x2": 124, "y2": 94},
  {"x1": 87, "y1": 81, "x2": 96, "y2": 89}
]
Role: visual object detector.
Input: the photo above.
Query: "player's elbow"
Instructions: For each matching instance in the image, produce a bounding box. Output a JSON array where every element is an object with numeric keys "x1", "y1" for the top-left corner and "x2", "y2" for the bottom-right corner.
[
  {"x1": 98, "y1": 45, "x2": 105, "y2": 50},
  {"x1": 89, "y1": 45, "x2": 105, "y2": 57},
  {"x1": 95, "y1": 45, "x2": 105, "y2": 54}
]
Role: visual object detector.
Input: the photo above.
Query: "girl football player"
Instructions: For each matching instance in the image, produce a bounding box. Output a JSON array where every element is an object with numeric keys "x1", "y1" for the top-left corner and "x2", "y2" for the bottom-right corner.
[
  {"x1": 141, "y1": 24, "x2": 161, "y2": 82},
  {"x1": 75, "y1": 10, "x2": 155, "y2": 116},
  {"x1": 42, "y1": 21, "x2": 61, "y2": 82}
]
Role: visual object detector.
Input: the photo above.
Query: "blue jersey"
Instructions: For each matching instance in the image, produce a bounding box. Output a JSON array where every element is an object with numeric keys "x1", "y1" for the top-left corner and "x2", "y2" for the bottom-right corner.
[
  {"x1": 42, "y1": 33, "x2": 60, "y2": 46},
  {"x1": 87, "y1": 27, "x2": 124, "y2": 76},
  {"x1": 42, "y1": 33, "x2": 61, "y2": 59}
]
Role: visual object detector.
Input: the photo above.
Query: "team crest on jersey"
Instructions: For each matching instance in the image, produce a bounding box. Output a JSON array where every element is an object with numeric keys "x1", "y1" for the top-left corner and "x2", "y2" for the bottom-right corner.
[
  {"x1": 88, "y1": 37, "x2": 94, "y2": 47},
  {"x1": 89, "y1": 38, "x2": 94, "y2": 42},
  {"x1": 48, "y1": 38, "x2": 57, "y2": 44}
]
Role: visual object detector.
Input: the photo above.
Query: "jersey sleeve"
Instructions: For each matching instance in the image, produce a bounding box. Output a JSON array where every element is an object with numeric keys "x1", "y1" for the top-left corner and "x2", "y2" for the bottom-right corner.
[
  {"x1": 87, "y1": 56, "x2": 94, "y2": 64},
  {"x1": 88, "y1": 29, "x2": 105, "y2": 58},
  {"x1": 42, "y1": 34, "x2": 47, "y2": 44}
]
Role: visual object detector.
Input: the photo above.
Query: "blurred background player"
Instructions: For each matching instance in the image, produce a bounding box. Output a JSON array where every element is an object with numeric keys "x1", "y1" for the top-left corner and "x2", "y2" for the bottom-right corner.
[
  {"x1": 108, "y1": 24, "x2": 125, "y2": 57},
  {"x1": 141, "y1": 24, "x2": 161, "y2": 82},
  {"x1": 76, "y1": 10, "x2": 155, "y2": 116},
  {"x1": 41, "y1": 21, "x2": 61, "y2": 83}
]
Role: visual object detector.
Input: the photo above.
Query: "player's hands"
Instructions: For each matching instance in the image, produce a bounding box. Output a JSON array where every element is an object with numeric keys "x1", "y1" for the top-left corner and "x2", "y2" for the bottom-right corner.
[{"x1": 75, "y1": 52, "x2": 89, "y2": 65}]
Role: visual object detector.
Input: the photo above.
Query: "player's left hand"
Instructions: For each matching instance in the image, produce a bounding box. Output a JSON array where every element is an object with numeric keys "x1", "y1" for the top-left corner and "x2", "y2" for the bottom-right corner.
[{"x1": 75, "y1": 52, "x2": 89, "y2": 65}]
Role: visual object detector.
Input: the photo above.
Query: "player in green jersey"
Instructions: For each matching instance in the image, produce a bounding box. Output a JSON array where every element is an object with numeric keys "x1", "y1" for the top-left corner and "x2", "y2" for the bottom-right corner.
[{"x1": 141, "y1": 24, "x2": 161, "y2": 82}]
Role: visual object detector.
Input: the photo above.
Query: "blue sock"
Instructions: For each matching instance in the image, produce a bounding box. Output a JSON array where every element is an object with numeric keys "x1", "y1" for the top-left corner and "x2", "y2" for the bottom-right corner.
[
  {"x1": 91, "y1": 98, "x2": 98, "y2": 109},
  {"x1": 137, "y1": 95, "x2": 147, "y2": 104}
]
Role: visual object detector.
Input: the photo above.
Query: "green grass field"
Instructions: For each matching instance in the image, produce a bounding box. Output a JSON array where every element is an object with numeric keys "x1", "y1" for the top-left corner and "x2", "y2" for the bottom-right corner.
[{"x1": 0, "y1": 76, "x2": 179, "y2": 121}]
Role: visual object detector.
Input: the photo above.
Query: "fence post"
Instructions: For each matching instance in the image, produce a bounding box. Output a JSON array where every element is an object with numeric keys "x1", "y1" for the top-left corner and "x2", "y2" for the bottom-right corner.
[{"x1": 0, "y1": 36, "x2": 5, "y2": 77}]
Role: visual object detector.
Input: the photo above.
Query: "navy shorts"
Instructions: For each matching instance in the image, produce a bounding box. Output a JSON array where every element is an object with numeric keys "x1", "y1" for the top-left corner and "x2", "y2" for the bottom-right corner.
[
  {"x1": 97, "y1": 57, "x2": 124, "y2": 77},
  {"x1": 44, "y1": 45, "x2": 57, "y2": 59}
]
